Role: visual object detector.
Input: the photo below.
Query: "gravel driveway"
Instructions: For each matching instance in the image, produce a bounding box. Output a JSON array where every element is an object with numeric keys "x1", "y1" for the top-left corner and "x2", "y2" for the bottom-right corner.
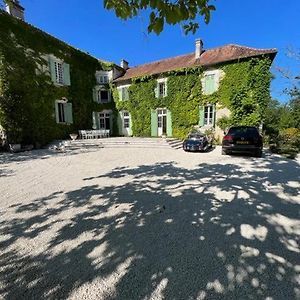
[{"x1": 0, "y1": 142, "x2": 299, "y2": 299}]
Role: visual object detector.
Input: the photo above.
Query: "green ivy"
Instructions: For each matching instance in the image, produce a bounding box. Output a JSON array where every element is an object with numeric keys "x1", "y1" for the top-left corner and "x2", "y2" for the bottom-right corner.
[
  {"x1": 114, "y1": 57, "x2": 272, "y2": 139},
  {"x1": 0, "y1": 11, "x2": 116, "y2": 145}
]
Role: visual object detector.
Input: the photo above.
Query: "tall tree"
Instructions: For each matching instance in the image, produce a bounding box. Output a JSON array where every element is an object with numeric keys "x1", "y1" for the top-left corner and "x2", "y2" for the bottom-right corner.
[{"x1": 104, "y1": 0, "x2": 216, "y2": 35}]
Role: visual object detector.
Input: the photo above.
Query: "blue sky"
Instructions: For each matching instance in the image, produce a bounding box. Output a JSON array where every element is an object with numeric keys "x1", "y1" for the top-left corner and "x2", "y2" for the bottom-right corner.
[{"x1": 4, "y1": 0, "x2": 300, "y2": 102}]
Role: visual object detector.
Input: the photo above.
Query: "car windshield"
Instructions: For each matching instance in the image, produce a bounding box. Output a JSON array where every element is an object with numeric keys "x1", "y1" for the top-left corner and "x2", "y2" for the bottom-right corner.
[
  {"x1": 228, "y1": 127, "x2": 259, "y2": 136},
  {"x1": 188, "y1": 134, "x2": 204, "y2": 139}
]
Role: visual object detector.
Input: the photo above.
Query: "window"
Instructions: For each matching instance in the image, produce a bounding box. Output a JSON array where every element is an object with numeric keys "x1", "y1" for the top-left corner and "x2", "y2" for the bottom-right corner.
[
  {"x1": 123, "y1": 111, "x2": 130, "y2": 128},
  {"x1": 97, "y1": 90, "x2": 110, "y2": 103},
  {"x1": 96, "y1": 71, "x2": 110, "y2": 85},
  {"x1": 99, "y1": 112, "x2": 111, "y2": 129},
  {"x1": 99, "y1": 75, "x2": 109, "y2": 84},
  {"x1": 121, "y1": 87, "x2": 129, "y2": 101},
  {"x1": 54, "y1": 61, "x2": 64, "y2": 84},
  {"x1": 159, "y1": 82, "x2": 166, "y2": 97},
  {"x1": 57, "y1": 102, "x2": 65, "y2": 123},
  {"x1": 118, "y1": 85, "x2": 130, "y2": 101},
  {"x1": 55, "y1": 100, "x2": 73, "y2": 124},
  {"x1": 204, "y1": 105, "x2": 214, "y2": 125},
  {"x1": 155, "y1": 79, "x2": 167, "y2": 98},
  {"x1": 49, "y1": 56, "x2": 70, "y2": 86}
]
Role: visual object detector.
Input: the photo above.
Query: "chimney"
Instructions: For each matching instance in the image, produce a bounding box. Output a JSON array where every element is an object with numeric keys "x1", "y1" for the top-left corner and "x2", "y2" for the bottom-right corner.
[
  {"x1": 5, "y1": 0, "x2": 25, "y2": 21},
  {"x1": 120, "y1": 59, "x2": 129, "y2": 70},
  {"x1": 195, "y1": 39, "x2": 203, "y2": 59}
]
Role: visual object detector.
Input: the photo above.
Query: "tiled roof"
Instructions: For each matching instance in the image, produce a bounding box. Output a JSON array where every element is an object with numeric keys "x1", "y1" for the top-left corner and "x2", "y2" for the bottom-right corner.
[{"x1": 114, "y1": 44, "x2": 277, "y2": 82}]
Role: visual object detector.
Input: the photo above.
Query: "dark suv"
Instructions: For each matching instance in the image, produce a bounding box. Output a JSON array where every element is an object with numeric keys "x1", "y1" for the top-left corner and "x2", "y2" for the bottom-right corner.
[{"x1": 222, "y1": 126, "x2": 263, "y2": 157}]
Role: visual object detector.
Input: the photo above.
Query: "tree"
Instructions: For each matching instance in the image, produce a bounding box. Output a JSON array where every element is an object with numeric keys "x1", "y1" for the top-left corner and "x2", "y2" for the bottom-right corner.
[{"x1": 104, "y1": 0, "x2": 216, "y2": 35}]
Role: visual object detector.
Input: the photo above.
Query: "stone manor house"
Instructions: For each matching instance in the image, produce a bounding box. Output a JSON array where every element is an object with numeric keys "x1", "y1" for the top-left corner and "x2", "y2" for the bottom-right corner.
[{"x1": 0, "y1": 1, "x2": 277, "y2": 145}]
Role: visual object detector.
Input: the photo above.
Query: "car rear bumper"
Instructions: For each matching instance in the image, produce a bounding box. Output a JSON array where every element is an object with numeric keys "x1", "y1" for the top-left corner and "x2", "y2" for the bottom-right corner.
[{"x1": 222, "y1": 144, "x2": 262, "y2": 153}]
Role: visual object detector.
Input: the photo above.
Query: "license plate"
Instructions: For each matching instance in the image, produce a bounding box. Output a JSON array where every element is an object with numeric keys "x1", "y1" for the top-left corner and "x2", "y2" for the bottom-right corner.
[{"x1": 236, "y1": 141, "x2": 249, "y2": 144}]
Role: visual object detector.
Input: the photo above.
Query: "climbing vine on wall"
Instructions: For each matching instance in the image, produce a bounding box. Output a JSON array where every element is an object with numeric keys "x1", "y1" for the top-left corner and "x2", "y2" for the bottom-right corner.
[
  {"x1": 114, "y1": 57, "x2": 273, "y2": 139},
  {"x1": 0, "y1": 11, "x2": 115, "y2": 145}
]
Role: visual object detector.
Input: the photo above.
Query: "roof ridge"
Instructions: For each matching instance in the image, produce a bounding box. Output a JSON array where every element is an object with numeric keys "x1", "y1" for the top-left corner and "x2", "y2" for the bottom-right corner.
[
  {"x1": 225, "y1": 43, "x2": 277, "y2": 52},
  {"x1": 128, "y1": 52, "x2": 194, "y2": 70}
]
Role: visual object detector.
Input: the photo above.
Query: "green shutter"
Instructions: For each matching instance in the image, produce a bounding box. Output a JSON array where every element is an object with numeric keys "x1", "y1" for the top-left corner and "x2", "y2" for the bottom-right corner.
[
  {"x1": 151, "y1": 109, "x2": 158, "y2": 137},
  {"x1": 204, "y1": 75, "x2": 215, "y2": 94},
  {"x1": 92, "y1": 112, "x2": 97, "y2": 129},
  {"x1": 117, "y1": 111, "x2": 123, "y2": 135},
  {"x1": 63, "y1": 63, "x2": 71, "y2": 86},
  {"x1": 54, "y1": 101, "x2": 59, "y2": 123},
  {"x1": 154, "y1": 86, "x2": 159, "y2": 98},
  {"x1": 199, "y1": 105, "x2": 205, "y2": 127},
  {"x1": 93, "y1": 87, "x2": 98, "y2": 102},
  {"x1": 167, "y1": 110, "x2": 172, "y2": 137},
  {"x1": 165, "y1": 81, "x2": 168, "y2": 97},
  {"x1": 212, "y1": 104, "x2": 216, "y2": 127},
  {"x1": 64, "y1": 103, "x2": 73, "y2": 124},
  {"x1": 49, "y1": 56, "x2": 56, "y2": 83}
]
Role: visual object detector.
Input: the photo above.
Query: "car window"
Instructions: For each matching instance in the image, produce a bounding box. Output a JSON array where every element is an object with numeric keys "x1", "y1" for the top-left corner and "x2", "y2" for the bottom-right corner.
[
  {"x1": 228, "y1": 127, "x2": 259, "y2": 136},
  {"x1": 189, "y1": 134, "x2": 204, "y2": 139}
]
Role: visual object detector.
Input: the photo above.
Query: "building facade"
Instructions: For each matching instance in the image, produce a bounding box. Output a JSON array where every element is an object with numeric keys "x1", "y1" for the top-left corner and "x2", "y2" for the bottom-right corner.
[{"x1": 0, "y1": 6, "x2": 277, "y2": 146}]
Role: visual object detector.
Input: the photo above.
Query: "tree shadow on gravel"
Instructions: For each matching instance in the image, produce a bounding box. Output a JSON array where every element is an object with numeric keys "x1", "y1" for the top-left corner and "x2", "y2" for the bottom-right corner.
[{"x1": 0, "y1": 156, "x2": 299, "y2": 299}]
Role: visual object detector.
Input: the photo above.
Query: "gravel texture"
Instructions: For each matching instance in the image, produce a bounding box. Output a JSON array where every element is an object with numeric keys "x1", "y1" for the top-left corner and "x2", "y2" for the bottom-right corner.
[{"x1": 0, "y1": 140, "x2": 299, "y2": 300}]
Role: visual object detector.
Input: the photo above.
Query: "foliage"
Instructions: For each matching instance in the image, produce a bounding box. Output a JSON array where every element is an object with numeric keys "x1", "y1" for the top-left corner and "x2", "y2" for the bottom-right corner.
[
  {"x1": 104, "y1": 0, "x2": 216, "y2": 35},
  {"x1": 270, "y1": 128, "x2": 300, "y2": 159},
  {"x1": 216, "y1": 116, "x2": 231, "y2": 132},
  {"x1": 0, "y1": 11, "x2": 115, "y2": 145},
  {"x1": 114, "y1": 57, "x2": 273, "y2": 140}
]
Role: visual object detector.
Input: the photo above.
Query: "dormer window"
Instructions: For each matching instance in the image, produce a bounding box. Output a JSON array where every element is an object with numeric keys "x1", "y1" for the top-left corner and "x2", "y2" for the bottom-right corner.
[{"x1": 96, "y1": 71, "x2": 111, "y2": 85}]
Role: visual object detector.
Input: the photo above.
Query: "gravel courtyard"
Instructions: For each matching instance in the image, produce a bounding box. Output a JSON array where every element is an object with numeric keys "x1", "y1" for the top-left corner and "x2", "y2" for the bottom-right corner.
[{"x1": 0, "y1": 139, "x2": 299, "y2": 300}]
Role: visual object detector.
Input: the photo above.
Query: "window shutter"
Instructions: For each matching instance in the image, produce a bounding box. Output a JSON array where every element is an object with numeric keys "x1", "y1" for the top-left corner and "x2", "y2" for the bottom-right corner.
[
  {"x1": 92, "y1": 112, "x2": 97, "y2": 129},
  {"x1": 64, "y1": 103, "x2": 73, "y2": 124},
  {"x1": 118, "y1": 88, "x2": 123, "y2": 101},
  {"x1": 93, "y1": 87, "x2": 98, "y2": 102},
  {"x1": 165, "y1": 82, "x2": 168, "y2": 97},
  {"x1": 199, "y1": 105, "x2": 205, "y2": 127},
  {"x1": 151, "y1": 109, "x2": 158, "y2": 136},
  {"x1": 212, "y1": 104, "x2": 216, "y2": 127},
  {"x1": 54, "y1": 101, "x2": 60, "y2": 123},
  {"x1": 49, "y1": 57, "x2": 57, "y2": 83},
  {"x1": 204, "y1": 75, "x2": 215, "y2": 94},
  {"x1": 117, "y1": 111, "x2": 123, "y2": 135},
  {"x1": 63, "y1": 63, "x2": 71, "y2": 86},
  {"x1": 108, "y1": 91, "x2": 111, "y2": 103},
  {"x1": 166, "y1": 110, "x2": 172, "y2": 137},
  {"x1": 154, "y1": 86, "x2": 159, "y2": 98}
]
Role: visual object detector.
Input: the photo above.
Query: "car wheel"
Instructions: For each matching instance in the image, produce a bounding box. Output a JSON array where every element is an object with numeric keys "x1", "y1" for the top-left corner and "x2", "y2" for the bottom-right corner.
[{"x1": 254, "y1": 150, "x2": 262, "y2": 158}]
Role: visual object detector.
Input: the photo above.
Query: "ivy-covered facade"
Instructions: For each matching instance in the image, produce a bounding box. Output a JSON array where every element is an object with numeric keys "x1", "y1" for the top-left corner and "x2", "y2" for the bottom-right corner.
[{"x1": 0, "y1": 6, "x2": 277, "y2": 146}]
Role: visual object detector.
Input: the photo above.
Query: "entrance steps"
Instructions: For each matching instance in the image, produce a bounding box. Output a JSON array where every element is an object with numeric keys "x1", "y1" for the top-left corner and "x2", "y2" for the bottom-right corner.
[{"x1": 70, "y1": 137, "x2": 176, "y2": 150}]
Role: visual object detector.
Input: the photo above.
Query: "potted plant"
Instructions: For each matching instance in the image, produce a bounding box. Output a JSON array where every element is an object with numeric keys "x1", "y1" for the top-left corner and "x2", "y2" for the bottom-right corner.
[{"x1": 69, "y1": 133, "x2": 78, "y2": 141}]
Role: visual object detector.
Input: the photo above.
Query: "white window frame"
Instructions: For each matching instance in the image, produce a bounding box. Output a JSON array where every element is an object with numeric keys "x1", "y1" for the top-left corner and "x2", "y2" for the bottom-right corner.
[
  {"x1": 55, "y1": 99, "x2": 71, "y2": 124},
  {"x1": 157, "y1": 78, "x2": 167, "y2": 98},
  {"x1": 54, "y1": 61, "x2": 64, "y2": 85},
  {"x1": 202, "y1": 70, "x2": 220, "y2": 95},
  {"x1": 95, "y1": 71, "x2": 112, "y2": 85},
  {"x1": 97, "y1": 88, "x2": 111, "y2": 103},
  {"x1": 123, "y1": 111, "x2": 130, "y2": 128},
  {"x1": 117, "y1": 84, "x2": 131, "y2": 101},
  {"x1": 204, "y1": 105, "x2": 214, "y2": 126}
]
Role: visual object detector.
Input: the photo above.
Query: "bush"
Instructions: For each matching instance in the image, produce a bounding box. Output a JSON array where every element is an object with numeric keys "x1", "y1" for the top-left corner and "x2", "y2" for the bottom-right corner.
[
  {"x1": 271, "y1": 128, "x2": 300, "y2": 159},
  {"x1": 216, "y1": 116, "x2": 231, "y2": 132}
]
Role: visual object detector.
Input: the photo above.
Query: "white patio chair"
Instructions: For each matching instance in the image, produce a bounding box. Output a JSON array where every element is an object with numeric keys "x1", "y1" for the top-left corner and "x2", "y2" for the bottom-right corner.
[{"x1": 80, "y1": 130, "x2": 87, "y2": 139}]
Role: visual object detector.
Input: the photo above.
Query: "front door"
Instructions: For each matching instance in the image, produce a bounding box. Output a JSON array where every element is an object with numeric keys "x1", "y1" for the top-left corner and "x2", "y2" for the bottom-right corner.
[
  {"x1": 157, "y1": 109, "x2": 167, "y2": 136},
  {"x1": 122, "y1": 111, "x2": 130, "y2": 136},
  {"x1": 99, "y1": 112, "x2": 110, "y2": 130}
]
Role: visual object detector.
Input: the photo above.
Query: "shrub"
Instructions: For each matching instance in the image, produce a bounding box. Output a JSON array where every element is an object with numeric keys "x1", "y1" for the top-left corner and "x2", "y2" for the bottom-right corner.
[{"x1": 271, "y1": 128, "x2": 300, "y2": 159}]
